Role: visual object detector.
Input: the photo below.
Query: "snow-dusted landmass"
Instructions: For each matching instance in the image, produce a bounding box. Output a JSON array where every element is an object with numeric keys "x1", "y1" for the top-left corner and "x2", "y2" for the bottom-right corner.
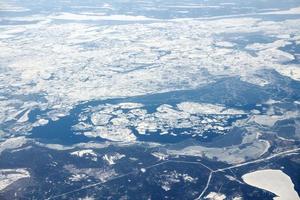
[
  {"x1": 0, "y1": 169, "x2": 30, "y2": 191},
  {"x1": 242, "y1": 169, "x2": 300, "y2": 200}
]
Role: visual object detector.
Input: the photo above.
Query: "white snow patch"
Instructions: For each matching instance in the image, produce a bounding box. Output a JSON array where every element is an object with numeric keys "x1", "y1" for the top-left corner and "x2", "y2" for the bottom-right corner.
[
  {"x1": 71, "y1": 149, "x2": 97, "y2": 160},
  {"x1": 140, "y1": 168, "x2": 146, "y2": 173},
  {"x1": 78, "y1": 196, "x2": 95, "y2": 200},
  {"x1": 69, "y1": 174, "x2": 87, "y2": 181},
  {"x1": 205, "y1": 192, "x2": 226, "y2": 200},
  {"x1": 102, "y1": 153, "x2": 125, "y2": 165}
]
